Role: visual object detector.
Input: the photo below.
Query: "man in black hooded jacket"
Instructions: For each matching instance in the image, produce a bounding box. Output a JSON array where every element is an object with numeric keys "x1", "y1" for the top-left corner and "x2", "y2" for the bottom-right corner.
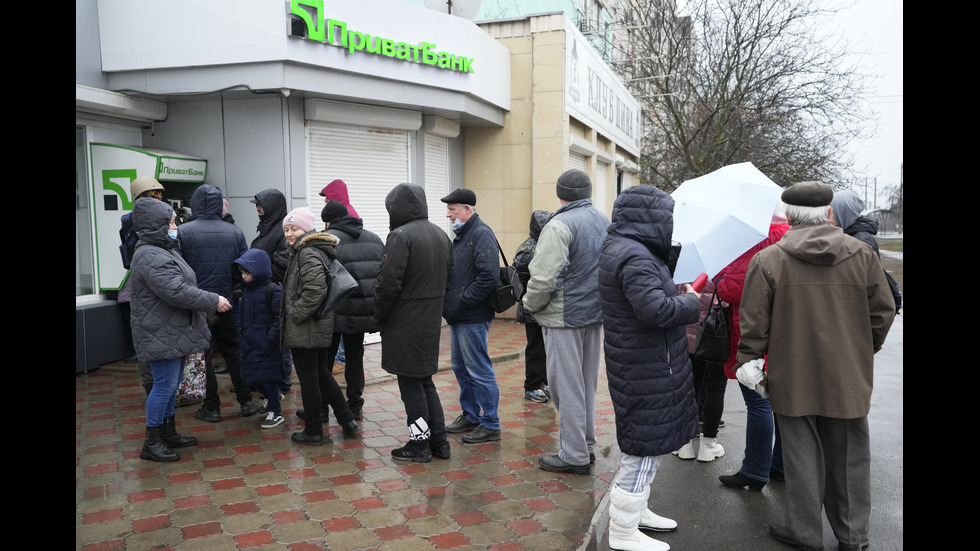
[
  {"x1": 249, "y1": 188, "x2": 292, "y2": 394},
  {"x1": 250, "y1": 189, "x2": 289, "y2": 284},
  {"x1": 177, "y1": 184, "x2": 262, "y2": 422}
]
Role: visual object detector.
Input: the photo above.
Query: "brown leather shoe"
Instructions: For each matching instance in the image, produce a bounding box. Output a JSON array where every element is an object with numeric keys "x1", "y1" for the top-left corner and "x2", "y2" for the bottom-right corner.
[{"x1": 332, "y1": 362, "x2": 345, "y2": 374}]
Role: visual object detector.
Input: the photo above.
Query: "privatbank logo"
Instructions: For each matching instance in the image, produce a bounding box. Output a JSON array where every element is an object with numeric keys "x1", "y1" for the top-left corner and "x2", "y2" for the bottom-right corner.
[
  {"x1": 101, "y1": 169, "x2": 138, "y2": 211},
  {"x1": 288, "y1": 0, "x2": 476, "y2": 73}
]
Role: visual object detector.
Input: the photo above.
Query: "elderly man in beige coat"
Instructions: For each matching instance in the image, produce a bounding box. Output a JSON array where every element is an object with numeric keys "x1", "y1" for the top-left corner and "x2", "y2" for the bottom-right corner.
[{"x1": 736, "y1": 181, "x2": 895, "y2": 551}]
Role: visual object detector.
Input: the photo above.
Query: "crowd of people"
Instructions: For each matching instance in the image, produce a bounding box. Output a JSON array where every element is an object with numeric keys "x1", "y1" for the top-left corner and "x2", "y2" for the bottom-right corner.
[{"x1": 122, "y1": 172, "x2": 896, "y2": 551}]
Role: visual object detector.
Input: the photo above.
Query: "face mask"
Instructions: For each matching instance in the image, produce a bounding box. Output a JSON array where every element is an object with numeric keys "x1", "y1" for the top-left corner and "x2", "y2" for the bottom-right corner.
[
  {"x1": 452, "y1": 219, "x2": 463, "y2": 230},
  {"x1": 168, "y1": 229, "x2": 178, "y2": 240}
]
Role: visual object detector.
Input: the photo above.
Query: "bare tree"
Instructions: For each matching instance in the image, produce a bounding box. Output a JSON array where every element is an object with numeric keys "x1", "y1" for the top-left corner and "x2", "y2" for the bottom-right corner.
[{"x1": 608, "y1": 0, "x2": 875, "y2": 191}]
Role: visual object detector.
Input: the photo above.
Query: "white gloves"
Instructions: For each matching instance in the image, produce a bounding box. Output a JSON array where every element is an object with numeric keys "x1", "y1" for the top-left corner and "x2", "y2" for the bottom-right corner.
[{"x1": 736, "y1": 358, "x2": 769, "y2": 398}]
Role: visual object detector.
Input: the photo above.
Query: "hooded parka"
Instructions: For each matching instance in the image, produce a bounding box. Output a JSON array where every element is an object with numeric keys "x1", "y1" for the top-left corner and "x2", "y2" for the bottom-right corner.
[
  {"x1": 175, "y1": 184, "x2": 248, "y2": 300},
  {"x1": 280, "y1": 231, "x2": 340, "y2": 350},
  {"x1": 250, "y1": 189, "x2": 289, "y2": 283},
  {"x1": 513, "y1": 210, "x2": 553, "y2": 323},
  {"x1": 129, "y1": 197, "x2": 219, "y2": 364},
  {"x1": 830, "y1": 190, "x2": 881, "y2": 257},
  {"x1": 234, "y1": 249, "x2": 282, "y2": 384},
  {"x1": 325, "y1": 214, "x2": 384, "y2": 334},
  {"x1": 598, "y1": 185, "x2": 701, "y2": 457},
  {"x1": 375, "y1": 184, "x2": 453, "y2": 378}
]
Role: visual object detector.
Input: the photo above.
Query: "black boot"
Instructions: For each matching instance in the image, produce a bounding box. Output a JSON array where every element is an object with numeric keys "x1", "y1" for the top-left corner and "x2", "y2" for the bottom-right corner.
[
  {"x1": 162, "y1": 416, "x2": 198, "y2": 448},
  {"x1": 392, "y1": 439, "x2": 432, "y2": 463},
  {"x1": 140, "y1": 425, "x2": 180, "y2": 462}
]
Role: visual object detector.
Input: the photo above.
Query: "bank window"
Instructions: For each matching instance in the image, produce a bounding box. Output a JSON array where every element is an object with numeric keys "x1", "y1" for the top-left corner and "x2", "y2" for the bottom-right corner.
[{"x1": 76, "y1": 125, "x2": 96, "y2": 296}]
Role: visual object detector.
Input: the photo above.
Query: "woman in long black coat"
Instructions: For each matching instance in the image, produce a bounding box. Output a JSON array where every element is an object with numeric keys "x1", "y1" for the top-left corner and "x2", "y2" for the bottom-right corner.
[{"x1": 598, "y1": 185, "x2": 701, "y2": 551}]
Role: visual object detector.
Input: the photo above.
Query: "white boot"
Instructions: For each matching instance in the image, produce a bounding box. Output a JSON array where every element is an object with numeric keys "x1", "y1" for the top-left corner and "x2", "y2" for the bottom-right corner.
[
  {"x1": 608, "y1": 484, "x2": 670, "y2": 551},
  {"x1": 639, "y1": 509, "x2": 677, "y2": 532},
  {"x1": 697, "y1": 436, "x2": 725, "y2": 462},
  {"x1": 675, "y1": 437, "x2": 697, "y2": 460}
]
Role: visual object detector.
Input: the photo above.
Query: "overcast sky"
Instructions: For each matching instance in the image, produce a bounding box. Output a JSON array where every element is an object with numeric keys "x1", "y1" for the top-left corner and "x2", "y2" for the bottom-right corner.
[{"x1": 833, "y1": 0, "x2": 903, "y2": 206}]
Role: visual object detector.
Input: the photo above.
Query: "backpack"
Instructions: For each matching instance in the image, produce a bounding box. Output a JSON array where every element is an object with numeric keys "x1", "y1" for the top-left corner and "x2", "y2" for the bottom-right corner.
[
  {"x1": 119, "y1": 213, "x2": 139, "y2": 270},
  {"x1": 884, "y1": 270, "x2": 901, "y2": 314}
]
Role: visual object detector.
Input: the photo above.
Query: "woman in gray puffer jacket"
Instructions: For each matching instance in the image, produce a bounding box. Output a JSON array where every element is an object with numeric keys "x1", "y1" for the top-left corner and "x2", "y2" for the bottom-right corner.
[
  {"x1": 129, "y1": 197, "x2": 230, "y2": 462},
  {"x1": 280, "y1": 207, "x2": 358, "y2": 446}
]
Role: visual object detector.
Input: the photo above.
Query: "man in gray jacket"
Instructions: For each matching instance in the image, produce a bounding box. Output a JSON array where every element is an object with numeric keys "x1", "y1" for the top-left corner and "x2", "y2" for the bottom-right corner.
[{"x1": 522, "y1": 169, "x2": 609, "y2": 475}]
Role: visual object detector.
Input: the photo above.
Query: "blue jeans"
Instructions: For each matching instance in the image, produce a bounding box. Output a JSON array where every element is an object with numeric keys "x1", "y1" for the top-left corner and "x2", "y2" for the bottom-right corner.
[
  {"x1": 450, "y1": 321, "x2": 499, "y2": 430},
  {"x1": 738, "y1": 382, "x2": 779, "y2": 482},
  {"x1": 146, "y1": 357, "x2": 183, "y2": 426},
  {"x1": 334, "y1": 338, "x2": 346, "y2": 365}
]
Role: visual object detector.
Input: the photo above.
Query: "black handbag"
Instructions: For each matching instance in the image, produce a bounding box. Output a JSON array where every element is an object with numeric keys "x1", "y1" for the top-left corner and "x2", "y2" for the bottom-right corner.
[
  {"x1": 486, "y1": 239, "x2": 523, "y2": 313},
  {"x1": 315, "y1": 258, "x2": 358, "y2": 320},
  {"x1": 693, "y1": 277, "x2": 730, "y2": 363}
]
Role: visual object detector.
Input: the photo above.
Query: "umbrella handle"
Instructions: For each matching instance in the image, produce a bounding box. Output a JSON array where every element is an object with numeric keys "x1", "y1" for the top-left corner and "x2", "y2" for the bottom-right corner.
[{"x1": 691, "y1": 273, "x2": 708, "y2": 293}]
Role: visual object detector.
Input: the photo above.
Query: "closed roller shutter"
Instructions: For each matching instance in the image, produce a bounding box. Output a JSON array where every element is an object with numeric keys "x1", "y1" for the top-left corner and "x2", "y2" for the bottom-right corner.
[
  {"x1": 595, "y1": 161, "x2": 608, "y2": 215},
  {"x1": 423, "y1": 132, "x2": 452, "y2": 236},
  {"x1": 569, "y1": 151, "x2": 587, "y2": 173},
  {"x1": 620, "y1": 170, "x2": 635, "y2": 192},
  {"x1": 309, "y1": 121, "x2": 409, "y2": 244}
]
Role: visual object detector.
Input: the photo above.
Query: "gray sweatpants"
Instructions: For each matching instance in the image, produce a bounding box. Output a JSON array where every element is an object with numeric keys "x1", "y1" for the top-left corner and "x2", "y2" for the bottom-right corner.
[{"x1": 542, "y1": 325, "x2": 602, "y2": 466}]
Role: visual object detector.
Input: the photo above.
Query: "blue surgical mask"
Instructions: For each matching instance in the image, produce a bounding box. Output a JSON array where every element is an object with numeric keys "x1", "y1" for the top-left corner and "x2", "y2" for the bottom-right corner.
[
  {"x1": 452, "y1": 220, "x2": 463, "y2": 230},
  {"x1": 168, "y1": 229, "x2": 178, "y2": 240}
]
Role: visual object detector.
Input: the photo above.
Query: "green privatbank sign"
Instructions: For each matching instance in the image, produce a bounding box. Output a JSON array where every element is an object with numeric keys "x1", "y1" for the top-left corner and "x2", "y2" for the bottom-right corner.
[{"x1": 289, "y1": 0, "x2": 476, "y2": 73}]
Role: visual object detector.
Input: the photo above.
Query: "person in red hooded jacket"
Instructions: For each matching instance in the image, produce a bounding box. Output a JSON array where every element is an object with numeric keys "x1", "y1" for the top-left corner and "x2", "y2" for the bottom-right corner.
[
  {"x1": 714, "y1": 204, "x2": 790, "y2": 491},
  {"x1": 319, "y1": 179, "x2": 360, "y2": 219},
  {"x1": 318, "y1": 179, "x2": 359, "y2": 376}
]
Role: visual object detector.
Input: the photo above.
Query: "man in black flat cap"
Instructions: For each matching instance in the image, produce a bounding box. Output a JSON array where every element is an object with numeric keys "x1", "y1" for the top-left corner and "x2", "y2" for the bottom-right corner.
[
  {"x1": 735, "y1": 180, "x2": 895, "y2": 551},
  {"x1": 440, "y1": 188, "x2": 503, "y2": 444}
]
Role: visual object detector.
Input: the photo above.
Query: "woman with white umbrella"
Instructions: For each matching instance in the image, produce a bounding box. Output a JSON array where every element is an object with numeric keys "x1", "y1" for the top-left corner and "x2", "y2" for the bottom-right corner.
[{"x1": 716, "y1": 204, "x2": 790, "y2": 490}]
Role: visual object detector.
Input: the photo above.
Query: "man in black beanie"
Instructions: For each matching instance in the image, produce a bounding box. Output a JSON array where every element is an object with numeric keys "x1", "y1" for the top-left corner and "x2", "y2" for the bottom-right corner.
[
  {"x1": 522, "y1": 169, "x2": 609, "y2": 475},
  {"x1": 736, "y1": 180, "x2": 895, "y2": 551}
]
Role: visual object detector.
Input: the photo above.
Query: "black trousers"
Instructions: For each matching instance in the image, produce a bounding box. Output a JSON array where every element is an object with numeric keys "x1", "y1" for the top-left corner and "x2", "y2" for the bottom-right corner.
[
  {"x1": 396, "y1": 375, "x2": 448, "y2": 444},
  {"x1": 690, "y1": 354, "x2": 727, "y2": 438},
  {"x1": 523, "y1": 322, "x2": 548, "y2": 391},
  {"x1": 203, "y1": 309, "x2": 251, "y2": 410},
  {"x1": 326, "y1": 333, "x2": 365, "y2": 412},
  {"x1": 292, "y1": 347, "x2": 353, "y2": 436}
]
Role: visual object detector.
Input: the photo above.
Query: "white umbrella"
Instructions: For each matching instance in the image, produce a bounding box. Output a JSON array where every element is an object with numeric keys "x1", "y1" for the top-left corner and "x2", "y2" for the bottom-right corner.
[{"x1": 670, "y1": 162, "x2": 783, "y2": 283}]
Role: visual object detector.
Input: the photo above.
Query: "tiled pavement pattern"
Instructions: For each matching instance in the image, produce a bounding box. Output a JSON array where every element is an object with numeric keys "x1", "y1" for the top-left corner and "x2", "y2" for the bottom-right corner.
[{"x1": 76, "y1": 320, "x2": 623, "y2": 551}]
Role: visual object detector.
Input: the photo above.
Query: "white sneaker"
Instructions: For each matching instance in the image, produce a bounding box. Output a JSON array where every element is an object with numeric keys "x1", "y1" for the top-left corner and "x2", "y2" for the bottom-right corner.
[
  {"x1": 676, "y1": 438, "x2": 697, "y2": 460},
  {"x1": 697, "y1": 437, "x2": 725, "y2": 462}
]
